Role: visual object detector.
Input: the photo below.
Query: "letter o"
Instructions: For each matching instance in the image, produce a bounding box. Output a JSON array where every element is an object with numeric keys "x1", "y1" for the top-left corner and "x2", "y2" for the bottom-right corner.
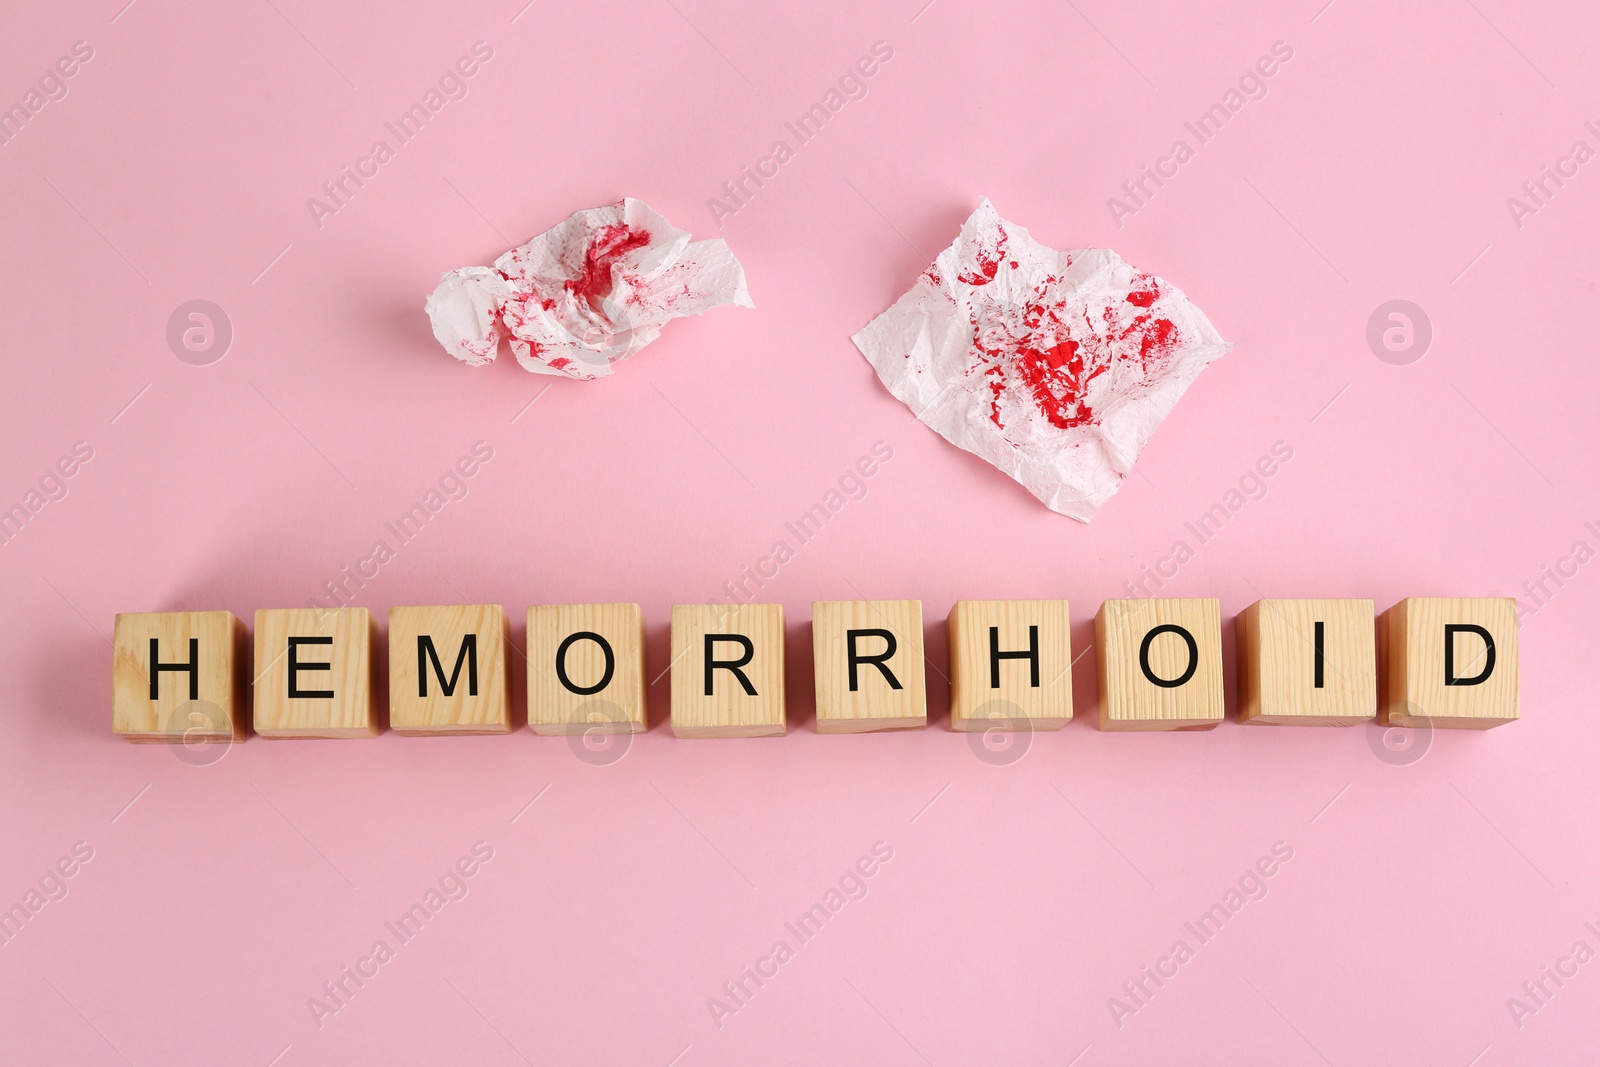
[
  {"x1": 1139, "y1": 624, "x2": 1198, "y2": 688},
  {"x1": 555, "y1": 631, "x2": 615, "y2": 695}
]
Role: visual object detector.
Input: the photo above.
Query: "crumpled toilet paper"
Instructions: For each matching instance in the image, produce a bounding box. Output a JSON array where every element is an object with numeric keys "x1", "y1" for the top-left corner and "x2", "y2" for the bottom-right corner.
[
  {"x1": 426, "y1": 198, "x2": 753, "y2": 379},
  {"x1": 851, "y1": 198, "x2": 1230, "y2": 521}
]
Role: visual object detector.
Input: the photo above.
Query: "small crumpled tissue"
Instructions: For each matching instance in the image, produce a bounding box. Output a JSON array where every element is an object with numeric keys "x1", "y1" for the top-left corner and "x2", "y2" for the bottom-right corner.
[
  {"x1": 425, "y1": 197, "x2": 753, "y2": 379},
  {"x1": 852, "y1": 198, "x2": 1230, "y2": 521}
]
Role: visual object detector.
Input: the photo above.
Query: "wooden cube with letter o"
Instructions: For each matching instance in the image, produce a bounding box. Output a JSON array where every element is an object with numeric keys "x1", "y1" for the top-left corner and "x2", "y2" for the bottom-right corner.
[{"x1": 1096, "y1": 598, "x2": 1223, "y2": 731}]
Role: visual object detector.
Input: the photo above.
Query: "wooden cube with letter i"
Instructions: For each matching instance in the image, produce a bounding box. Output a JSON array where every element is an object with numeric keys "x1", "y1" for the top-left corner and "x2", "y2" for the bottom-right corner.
[
  {"x1": 388, "y1": 605, "x2": 511, "y2": 735},
  {"x1": 254, "y1": 607, "x2": 378, "y2": 738},
  {"x1": 1379, "y1": 597, "x2": 1518, "y2": 728},
  {"x1": 112, "y1": 610, "x2": 247, "y2": 742},
  {"x1": 1238, "y1": 598, "x2": 1376, "y2": 725},
  {"x1": 1096, "y1": 598, "x2": 1224, "y2": 730},
  {"x1": 670, "y1": 603, "x2": 785, "y2": 738},
  {"x1": 812, "y1": 600, "x2": 926, "y2": 733},
  {"x1": 947, "y1": 600, "x2": 1074, "y2": 731}
]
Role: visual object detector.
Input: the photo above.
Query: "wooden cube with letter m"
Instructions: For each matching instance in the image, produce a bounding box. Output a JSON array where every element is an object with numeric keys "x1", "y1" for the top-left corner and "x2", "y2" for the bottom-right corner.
[{"x1": 389, "y1": 605, "x2": 511, "y2": 735}]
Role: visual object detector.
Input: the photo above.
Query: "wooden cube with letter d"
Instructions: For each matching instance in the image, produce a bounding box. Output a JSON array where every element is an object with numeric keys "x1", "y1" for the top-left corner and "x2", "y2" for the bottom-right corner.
[{"x1": 1379, "y1": 597, "x2": 1517, "y2": 728}]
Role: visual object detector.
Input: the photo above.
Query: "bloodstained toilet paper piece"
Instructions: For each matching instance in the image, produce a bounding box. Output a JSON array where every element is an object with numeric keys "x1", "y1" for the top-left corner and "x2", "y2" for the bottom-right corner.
[
  {"x1": 851, "y1": 198, "x2": 1230, "y2": 521},
  {"x1": 426, "y1": 198, "x2": 753, "y2": 380}
]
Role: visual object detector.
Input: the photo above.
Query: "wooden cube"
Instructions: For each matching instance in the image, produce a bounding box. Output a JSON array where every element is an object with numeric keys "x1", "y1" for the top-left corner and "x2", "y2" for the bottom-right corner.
[
  {"x1": 388, "y1": 605, "x2": 510, "y2": 735},
  {"x1": 812, "y1": 600, "x2": 926, "y2": 733},
  {"x1": 1380, "y1": 597, "x2": 1518, "y2": 728},
  {"x1": 1238, "y1": 599, "x2": 1376, "y2": 725},
  {"x1": 1096, "y1": 598, "x2": 1223, "y2": 731},
  {"x1": 253, "y1": 608, "x2": 377, "y2": 738},
  {"x1": 670, "y1": 604, "x2": 785, "y2": 738},
  {"x1": 526, "y1": 603, "x2": 647, "y2": 735},
  {"x1": 947, "y1": 600, "x2": 1073, "y2": 731},
  {"x1": 112, "y1": 611, "x2": 246, "y2": 742}
]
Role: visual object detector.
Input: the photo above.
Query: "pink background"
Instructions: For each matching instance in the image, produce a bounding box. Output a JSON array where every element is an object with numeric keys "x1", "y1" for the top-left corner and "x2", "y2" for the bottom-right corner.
[{"x1": 2, "y1": 0, "x2": 1597, "y2": 1063}]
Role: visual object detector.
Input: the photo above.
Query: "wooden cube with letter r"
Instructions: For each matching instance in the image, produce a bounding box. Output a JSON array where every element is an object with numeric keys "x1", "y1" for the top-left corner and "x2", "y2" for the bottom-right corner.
[
  {"x1": 947, "y1": 600, "x2": 1074, "y2": 731},
  {"x1": 812, "y1": 599, "x2": 926, "y2": 733},
  {"x1": 670, "y1": 603, "x2": 785, "y2": 738},
  {"x1": 1096, "y1": 598, "x2": 1223, "y2": 731},
  {"x1": 388, "y1": 605, "x2": 510, "y2": 735},
  {"x1": 1380, "y1": 597, "x2": 1518, "y2": 728},
  {"x1": 112, "y1": 610, "x2": 247, "y2": 742},
  {"x1": 254, "y1": 607, "x2": 378, "y2": 738}
]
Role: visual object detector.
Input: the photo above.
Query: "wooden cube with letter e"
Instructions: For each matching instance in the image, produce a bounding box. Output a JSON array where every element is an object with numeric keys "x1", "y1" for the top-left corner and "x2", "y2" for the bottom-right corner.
[
  {"x1": 1238, "y1": 598, "x2": 1376, "y2": 725},
  {"x1": 388, "y1": 605, "x2": 510, "y2": 735},
  {"x1": 1380, "y1": 597, "x2": 1518, "y2": 728},
  {"x1": 526, "y1": 603, "x2": 647, "y2": 735},
  {"x1": 812, "y1": 599, "x2": 926, "y2": 733},
  {"x1": 254, "y1": 607, "x2": 378, "y2": 738},
  {"x1": 112, "y1": 610, "x2": 247, "y2": 742},
  {"x1": 1096, "y1": 598, "x2": 1223, "y2": 730},
  {"x1": 947, "y1": 600, "x2": 1074, "y2": 731},
  {"x1": 670, "y1": 603, "x2": 785, "y2": 738}
]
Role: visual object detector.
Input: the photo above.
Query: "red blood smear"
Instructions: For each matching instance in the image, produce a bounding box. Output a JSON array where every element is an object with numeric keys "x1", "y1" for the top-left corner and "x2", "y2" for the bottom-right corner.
[
  {"x1": 567, "y1": 223, "x2": 651, "y2": 305},
  {"x1": 1126, "y1": 276, "x2": 1160, "y2": 307},
  {"x1": 969, "y1": 279, "x2": 1184, "y2": 432},
  {"x1": 956, "y1": 230, "x2": 1009, "y2": 286}
]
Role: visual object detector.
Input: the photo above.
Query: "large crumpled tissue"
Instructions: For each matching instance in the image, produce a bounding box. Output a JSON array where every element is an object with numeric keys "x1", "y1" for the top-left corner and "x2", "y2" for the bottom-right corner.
[
  {"x1": 426, "y1": 198, "x2": 753, "y2": 379},
  {"x1": 852, "y1": 198, "x2": 1230, "y2": 521}
]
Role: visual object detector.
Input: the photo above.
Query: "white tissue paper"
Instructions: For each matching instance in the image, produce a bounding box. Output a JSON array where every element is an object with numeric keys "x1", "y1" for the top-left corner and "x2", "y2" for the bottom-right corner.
[
  {"x1": 425, "y1": 198, "x2": 753, "y2": 379},
  {"x1": 851, "y1": 198, "x2": 1230, "y2": 521}
]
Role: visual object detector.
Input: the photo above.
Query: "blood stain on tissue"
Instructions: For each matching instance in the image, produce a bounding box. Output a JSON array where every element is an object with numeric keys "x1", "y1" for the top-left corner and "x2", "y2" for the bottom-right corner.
[
  {"x1": 968, "y1": 276, "x2": 1184, "y2": 433},
  {"x1": 567, "y1": 224, "x2": 652, "y2": 305},
  {"x1": 956, "y1": 229, "x2": 1008, "y2": 286}
]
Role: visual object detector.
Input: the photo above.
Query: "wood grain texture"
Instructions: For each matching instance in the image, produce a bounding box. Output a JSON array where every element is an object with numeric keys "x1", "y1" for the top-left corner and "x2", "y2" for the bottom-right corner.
[
  {"x1": 1379, "y1": 597, "x2": 1518, "y2": 729},
  {"x1": 526, "y1": 603, "x2": 647, "y2": 735},
  {"x1": 388, "y1": 605, "x2": 510, "y2": 735},
  {"x1": 112, "y1": 611, "x2": 246, "y2": 742},
  {"x1": 253, "y1": 607, "x2": 378, "y2": 738},
  {"x1": 1238, "y1": 598, "x2": 1375, "y2": 725},
  {"x1": 947, "y1": 600, "x2": 1073, "y2": 731},
  {"x1": 812, "y1": 600, "x2": 926, "y2": 733},
  {"x1": 670, "y1": 603, "x2": 785, "y2": 738},
  {"x1": 1096, "y1": 598, "x2": 1223, "y2": 731}
]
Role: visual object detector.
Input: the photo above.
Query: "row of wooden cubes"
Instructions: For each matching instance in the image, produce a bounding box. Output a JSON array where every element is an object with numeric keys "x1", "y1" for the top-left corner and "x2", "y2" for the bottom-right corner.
[{"x1": 110, "y1": 597, "x2": 1518, "y2": 741}]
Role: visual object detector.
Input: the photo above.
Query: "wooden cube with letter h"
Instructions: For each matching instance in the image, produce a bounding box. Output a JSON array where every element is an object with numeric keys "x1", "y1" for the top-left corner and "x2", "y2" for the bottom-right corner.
[
  {"x1": 526, "y1": 603, "x2": 647, "y2": 735},
  {"x1": 1238, "y1": 599, "x2": 1376, "y2": 725},
  {"x1": 812, "y1": 600, "x2": 926, "y2": 733},
  {"x1": 1380, "y1": 597, "x2": 1518, "y2": 728},
  {"x1": 113, "y1": 611, "x2": 247, "y2": 742},
  {"x1": 1096, "y1": 598, "x2": 1223, "y2": 730},
  {"x1": 388, "y1": 605, "x2": 510, "y2": 735},
  {"x1": 254, "y1": 607, "x2": 378, "y2": 738},
  {"x1": 671, "y1": 604, "x2": 785, "y2": 738},
  {"x1": 947, "y1": 600, "x2": 1074, "y2": 731}
]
